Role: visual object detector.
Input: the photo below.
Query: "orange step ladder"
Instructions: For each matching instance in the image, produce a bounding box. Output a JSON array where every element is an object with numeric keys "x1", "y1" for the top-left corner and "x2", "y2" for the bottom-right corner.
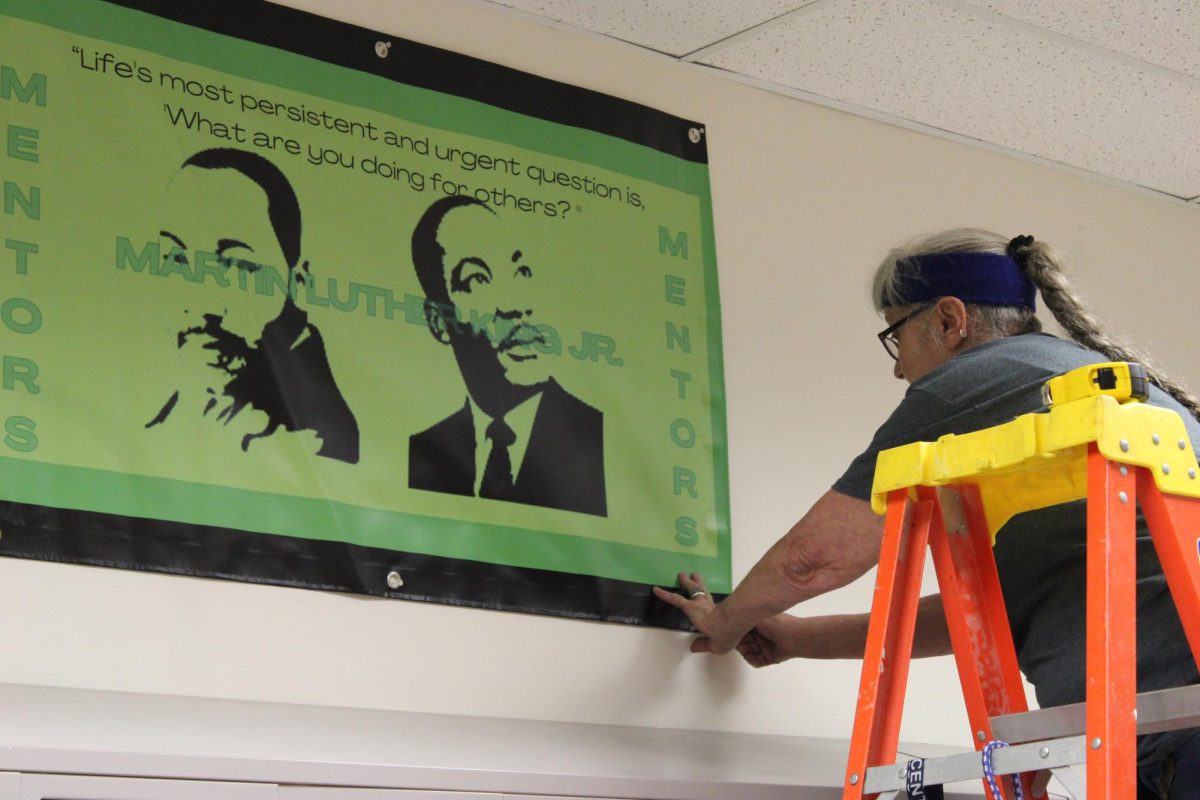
[{"x1": 842, "y1": 362, "x2": 1200, "y2": 799}]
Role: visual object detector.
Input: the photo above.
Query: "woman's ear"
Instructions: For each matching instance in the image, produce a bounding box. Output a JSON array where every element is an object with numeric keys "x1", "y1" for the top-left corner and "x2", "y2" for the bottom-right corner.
[{"x1": 934, "y1": 297, "x2": 970, "y2": 348}]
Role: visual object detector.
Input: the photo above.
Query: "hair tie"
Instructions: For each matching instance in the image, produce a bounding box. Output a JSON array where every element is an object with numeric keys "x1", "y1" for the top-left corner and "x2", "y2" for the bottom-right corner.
[{"x1": 1006, "y1": 234, "x2": 1035, "y2": 260}]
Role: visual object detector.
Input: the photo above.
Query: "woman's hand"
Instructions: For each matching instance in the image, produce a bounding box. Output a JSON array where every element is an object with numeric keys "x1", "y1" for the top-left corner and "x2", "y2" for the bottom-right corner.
[
  {"x1": 652, "y1": 572, "x2": 743, "y2": 654},
  {"x1": 736, "y1": 614, "x2": 801, "y2": 668}
]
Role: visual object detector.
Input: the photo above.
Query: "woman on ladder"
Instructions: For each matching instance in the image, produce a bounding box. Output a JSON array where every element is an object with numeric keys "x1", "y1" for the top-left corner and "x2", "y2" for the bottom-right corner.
[{"x1": 655, "y1": 230, "x2": 1200, "y2": 799}]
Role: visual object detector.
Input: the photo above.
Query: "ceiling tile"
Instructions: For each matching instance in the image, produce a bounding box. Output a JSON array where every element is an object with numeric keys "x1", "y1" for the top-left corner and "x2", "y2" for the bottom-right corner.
[
  {"x1": 481, "y1": 0, "x2": 814, "y2": 56},
  {"x1": 696, "y1": 0, "x2": 1200, "y2": 198},
  {"x1": 967, "y1": 0, "x2": 1200, "y2": 79}
]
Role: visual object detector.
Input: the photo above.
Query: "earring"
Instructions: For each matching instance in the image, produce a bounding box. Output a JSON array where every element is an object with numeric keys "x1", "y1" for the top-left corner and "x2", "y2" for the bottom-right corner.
[{"x1": 959, "y1": 329, "x2": 967, "y2": 338}]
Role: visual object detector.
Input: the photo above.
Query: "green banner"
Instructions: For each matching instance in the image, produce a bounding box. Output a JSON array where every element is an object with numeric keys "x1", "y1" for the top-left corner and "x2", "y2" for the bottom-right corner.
[{"x1": 0, "y1": 0, "x2": 729, "y2": 622}]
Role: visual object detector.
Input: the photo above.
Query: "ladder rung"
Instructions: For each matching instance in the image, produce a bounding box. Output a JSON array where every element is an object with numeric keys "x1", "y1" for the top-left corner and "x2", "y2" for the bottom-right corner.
[
  {"x1": 862, "y1": 685, "x2": 1200, "y2": 795},
  {"x1": 991, "y1": 683, "x2": 1200, "y2": 744},
  {"x1": 863, "y1": 735, "x2": 1085, "y2": 793}
]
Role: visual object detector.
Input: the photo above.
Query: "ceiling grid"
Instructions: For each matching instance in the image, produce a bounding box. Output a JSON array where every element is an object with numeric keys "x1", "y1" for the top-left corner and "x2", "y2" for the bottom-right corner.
[{"x1": 481, "y1": 0, "x2": 1200, "y2": 202}]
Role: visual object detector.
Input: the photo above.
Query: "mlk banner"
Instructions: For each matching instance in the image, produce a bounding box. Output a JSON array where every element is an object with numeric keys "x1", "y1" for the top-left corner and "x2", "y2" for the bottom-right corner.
[{"x1": 0, "y1": 0, "x2": 729, "y2": 625}]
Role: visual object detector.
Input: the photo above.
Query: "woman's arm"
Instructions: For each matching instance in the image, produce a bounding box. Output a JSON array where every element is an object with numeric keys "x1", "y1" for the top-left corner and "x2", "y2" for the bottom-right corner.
[
  {"x1": 653, "y1": 489, "x2": 889, "y2": 653},
  {"x1": 736, "y1": 594, "x2": 952, "y2": 666}
]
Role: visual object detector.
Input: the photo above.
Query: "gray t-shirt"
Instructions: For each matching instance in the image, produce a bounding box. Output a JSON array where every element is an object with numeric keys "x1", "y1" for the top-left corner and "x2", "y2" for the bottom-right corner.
[{"x1": 834, "y1": 333, "x2": 1200, "y2": 763}]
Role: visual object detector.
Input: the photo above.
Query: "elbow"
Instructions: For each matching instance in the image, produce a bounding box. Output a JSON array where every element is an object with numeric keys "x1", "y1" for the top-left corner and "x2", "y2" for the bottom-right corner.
[{"x1": 779, "y1": 535, "x2": 861, "y2": 597}]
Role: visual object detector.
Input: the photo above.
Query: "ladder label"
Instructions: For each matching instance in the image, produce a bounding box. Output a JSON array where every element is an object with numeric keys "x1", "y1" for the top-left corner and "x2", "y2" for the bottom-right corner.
[{"x1": 905, "y1": 758, "x2": 945, "y2": 799}]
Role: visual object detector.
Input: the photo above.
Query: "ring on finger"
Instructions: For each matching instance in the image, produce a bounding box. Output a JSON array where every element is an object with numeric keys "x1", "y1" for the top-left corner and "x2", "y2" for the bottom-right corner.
[{"x1": 689, "y1": 590, "x2": 708, "y2": 599}]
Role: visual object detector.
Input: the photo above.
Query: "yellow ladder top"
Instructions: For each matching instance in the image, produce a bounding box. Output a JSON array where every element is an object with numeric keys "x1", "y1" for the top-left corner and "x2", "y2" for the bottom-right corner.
[{"x1": 871, "y1": 362, "x2": 1200, "y2": 540}]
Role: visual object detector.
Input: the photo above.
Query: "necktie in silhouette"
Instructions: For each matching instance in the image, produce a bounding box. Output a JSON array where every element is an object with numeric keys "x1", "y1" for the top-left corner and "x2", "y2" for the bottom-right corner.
[{"x1": 479, "y1": 416, "x2": 517, "y2": 500}]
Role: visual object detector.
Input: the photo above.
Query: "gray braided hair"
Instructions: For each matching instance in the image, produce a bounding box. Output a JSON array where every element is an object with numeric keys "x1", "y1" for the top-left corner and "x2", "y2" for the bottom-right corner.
[{"x1": 871, "y1": 227, "x2": 1200, "y2": 422}]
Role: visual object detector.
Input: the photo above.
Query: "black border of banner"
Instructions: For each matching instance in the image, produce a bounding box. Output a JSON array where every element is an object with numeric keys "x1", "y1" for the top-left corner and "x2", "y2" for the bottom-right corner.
[
  {"x1": 2, "y1": 0, "x2": 717, "y2": 627},
  {"x1": 0, "y1": 501, "x2": 702, "y2": 629},
  {"x1": 102, "y1": 0, "x2": 709, "y2": 164}
]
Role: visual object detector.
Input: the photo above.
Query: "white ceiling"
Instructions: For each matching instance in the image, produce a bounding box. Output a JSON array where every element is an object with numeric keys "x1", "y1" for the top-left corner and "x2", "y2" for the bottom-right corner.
[{"x1": 476, "y1": 0, "x2": 1200, "y2": 203}]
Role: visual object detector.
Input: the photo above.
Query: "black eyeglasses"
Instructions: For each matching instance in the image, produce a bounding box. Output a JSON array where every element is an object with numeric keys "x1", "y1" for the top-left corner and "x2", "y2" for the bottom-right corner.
[{"x1": 877, "y1": 303, "x2": 934, "y2": 360}]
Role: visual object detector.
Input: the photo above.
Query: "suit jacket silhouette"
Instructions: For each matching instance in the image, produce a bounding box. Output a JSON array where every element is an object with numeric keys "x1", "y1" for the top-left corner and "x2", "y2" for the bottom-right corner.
[{"x1": 408, "y1": 379, "x2": 606, "y2": 516}]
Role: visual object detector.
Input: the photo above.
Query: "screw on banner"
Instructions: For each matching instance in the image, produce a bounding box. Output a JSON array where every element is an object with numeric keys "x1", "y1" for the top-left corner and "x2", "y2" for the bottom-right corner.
[
  {"x1": 688, "y1": 127, "x2": 704, "y2": 144},
  {"x1": 386, "y1": 570, "x2": 404, "y2": 589},
  {"x1": 375, "y1": 41, "x2": 393, "y2": 59}
]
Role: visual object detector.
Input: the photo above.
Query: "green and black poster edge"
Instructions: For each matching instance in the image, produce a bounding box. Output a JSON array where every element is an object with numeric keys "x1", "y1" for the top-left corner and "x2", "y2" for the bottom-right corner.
[
  {"x1": 101, "y1": 0, "x2": 709, "y2": 164},
  {"x1": 0, "y1": 500, "x2": 711, "y2": 629}
]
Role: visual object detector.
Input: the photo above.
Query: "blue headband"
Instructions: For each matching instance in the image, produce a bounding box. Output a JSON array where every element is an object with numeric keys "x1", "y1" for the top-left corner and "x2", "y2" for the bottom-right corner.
[{"x1": 886, "y1": 252, "x2": 1036, "y2": 311}]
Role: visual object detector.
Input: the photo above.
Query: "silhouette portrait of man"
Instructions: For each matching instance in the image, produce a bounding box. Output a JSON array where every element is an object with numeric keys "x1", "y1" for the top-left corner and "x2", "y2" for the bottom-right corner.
[
  {"x1": 147, "y1": 147, "x2": 360, "y2": 463},
  {"x1": 408, "y1": 195, "x2": 606, "y2": 516}
]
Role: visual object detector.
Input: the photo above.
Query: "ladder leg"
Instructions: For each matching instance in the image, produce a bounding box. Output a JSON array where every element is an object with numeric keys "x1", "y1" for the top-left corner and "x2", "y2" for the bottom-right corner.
[
  {"x1": 844, "y1": 489, "x2": 932, "y2": 799},
  {"x1": 926, "y1": 485, "x2": 1032, "y2": 800},
  {"x1": 1138, "y1": 476, "x2": 1200, "y2": 669},
  {"x1": 1086, "y1": 445, "x2": 1138, "y2": 798}
]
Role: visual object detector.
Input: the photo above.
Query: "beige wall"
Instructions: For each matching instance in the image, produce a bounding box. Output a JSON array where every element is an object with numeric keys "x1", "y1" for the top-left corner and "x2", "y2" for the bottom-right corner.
[{"x1": 2, "y1": 0, "x2": 1197, "y2": 749}]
